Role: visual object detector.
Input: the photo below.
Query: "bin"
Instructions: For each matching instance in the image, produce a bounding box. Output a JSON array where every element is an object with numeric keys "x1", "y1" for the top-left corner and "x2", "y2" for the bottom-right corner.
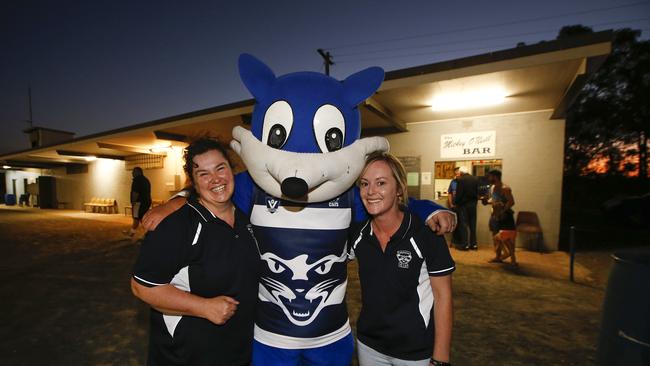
[
  {"x1": 4, "y1": 194, "x2": 16, "y2": 205},
  {"x1": 597, "y1": 249, "x2": 650, "y2": 365}
]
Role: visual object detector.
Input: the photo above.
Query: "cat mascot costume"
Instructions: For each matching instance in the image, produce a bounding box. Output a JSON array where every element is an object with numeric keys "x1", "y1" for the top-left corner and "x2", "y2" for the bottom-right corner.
[
  {"x1": 150, "y1": 54, "x2": 453, "y2": 365},
  {"x1": 232, "y1": 54, "x2": 450, "y2": 366}
]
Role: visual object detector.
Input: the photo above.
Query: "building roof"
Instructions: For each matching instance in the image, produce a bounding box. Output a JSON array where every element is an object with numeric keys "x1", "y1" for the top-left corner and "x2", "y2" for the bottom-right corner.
[{"x1": 0, "y1": 30, "x2": 612, "y2": 168}]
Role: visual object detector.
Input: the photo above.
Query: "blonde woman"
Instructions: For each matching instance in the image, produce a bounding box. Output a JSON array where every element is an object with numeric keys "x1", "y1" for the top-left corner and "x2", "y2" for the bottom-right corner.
[{"x1": 350, "y1": 152, "x2": 454, "y2": 366}]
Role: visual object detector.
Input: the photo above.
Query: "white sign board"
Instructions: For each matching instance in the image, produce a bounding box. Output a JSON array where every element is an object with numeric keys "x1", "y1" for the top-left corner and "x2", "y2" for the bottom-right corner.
[
  {"x1": 421, "y1": 172, "x2": 431, "y2": 185},
  {"x1": 441, "y1": 131, "x2": 496, "y2": 158}
]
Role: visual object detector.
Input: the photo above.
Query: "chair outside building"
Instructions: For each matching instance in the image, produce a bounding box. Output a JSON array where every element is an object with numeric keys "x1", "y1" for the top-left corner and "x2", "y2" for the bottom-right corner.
[{"x1": 516, "y1": 211, "x2": 544, "y2": 252}]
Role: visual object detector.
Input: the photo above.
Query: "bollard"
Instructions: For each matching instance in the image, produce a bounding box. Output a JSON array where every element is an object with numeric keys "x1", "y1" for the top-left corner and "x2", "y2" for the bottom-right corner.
[{"x1": 569, "y1": 226, "x2": 576, "y2": 282}]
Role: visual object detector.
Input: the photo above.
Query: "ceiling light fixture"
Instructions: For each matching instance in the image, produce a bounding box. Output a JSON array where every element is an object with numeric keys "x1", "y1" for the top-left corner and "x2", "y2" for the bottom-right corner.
[
  {"x1": 2, "y1": 165, "x2": 11, "y2": 169},
  {"x1": 149, "y1": 145, "x2": 172, "y2": 153},
  {"x1": 430, "y1": 87, "x2": 508, "y2": 111}
]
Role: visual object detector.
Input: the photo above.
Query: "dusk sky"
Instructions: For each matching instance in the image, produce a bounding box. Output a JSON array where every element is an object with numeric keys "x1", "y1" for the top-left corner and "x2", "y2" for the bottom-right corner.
[{"x1": 1, "y1": 0, "x2": 648, "y2": 154}]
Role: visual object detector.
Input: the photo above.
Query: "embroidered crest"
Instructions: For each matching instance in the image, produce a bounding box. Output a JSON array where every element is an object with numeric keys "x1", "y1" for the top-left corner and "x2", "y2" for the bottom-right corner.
[{"x1": 396, "y1": 250, "x2": 412, "y2": 269}]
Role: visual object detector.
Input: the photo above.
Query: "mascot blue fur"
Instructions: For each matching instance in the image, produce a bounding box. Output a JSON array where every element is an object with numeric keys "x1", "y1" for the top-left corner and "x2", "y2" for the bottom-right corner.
[{"x1": 228, "y1": 54, "x2": 451, "y2": 366}]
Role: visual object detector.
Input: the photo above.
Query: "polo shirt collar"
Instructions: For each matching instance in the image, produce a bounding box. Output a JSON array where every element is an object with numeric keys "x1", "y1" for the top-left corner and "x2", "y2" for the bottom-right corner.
[
  {"x1": 390, "y1": 209, "x2": 413, "y2": 243},
  {"x1": 186, "y1": 195, "x2": 236, "y2": 224},
  {"x1": 366, "y1": 208, "x2": 413, "y2": 243}
]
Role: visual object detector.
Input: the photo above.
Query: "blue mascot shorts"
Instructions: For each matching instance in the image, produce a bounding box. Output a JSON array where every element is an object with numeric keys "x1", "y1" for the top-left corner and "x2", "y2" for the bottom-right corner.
[{"x1": 252, "y1": 332, "x2": 354, "y2": 366}]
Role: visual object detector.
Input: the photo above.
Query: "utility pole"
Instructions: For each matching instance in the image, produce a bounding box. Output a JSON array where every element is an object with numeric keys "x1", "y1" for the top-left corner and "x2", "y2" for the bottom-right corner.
[
  {"x1": 317, "y1": 49, "x2": 334, "y2": 76},
  {"x1": 26, "y1": 86, "x2": 34, "y2": 129}
]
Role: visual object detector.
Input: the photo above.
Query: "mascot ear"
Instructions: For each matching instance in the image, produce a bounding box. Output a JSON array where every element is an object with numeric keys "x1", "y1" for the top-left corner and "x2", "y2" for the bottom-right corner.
[
  {"x1": 342, "y1": 66, "x2": 384, "y2": 106},
  {"x1": 239, "y1": 53, "x2": 276, "y2": 99}
]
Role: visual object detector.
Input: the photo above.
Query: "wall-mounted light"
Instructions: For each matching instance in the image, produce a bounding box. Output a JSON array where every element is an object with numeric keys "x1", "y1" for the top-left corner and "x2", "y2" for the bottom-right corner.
[
  {"x1": 56, "y1": 149, "x2": 122, "y2": 161},
  {"x1": 149, "y1": 145, "x2": 172, "y2": 153},
  {"x1": 2, "y1": 165, "x2": 11, "y2": 169},
  {"x1": 430, "y1": 87, "x2": 508, "y2": 111}
]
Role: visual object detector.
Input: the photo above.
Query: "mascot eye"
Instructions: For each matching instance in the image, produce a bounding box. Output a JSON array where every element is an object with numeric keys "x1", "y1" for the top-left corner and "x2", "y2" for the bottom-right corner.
[
  {"x1": 314, "y1": 260, "x2": 334, "y2": 275},
  {"x1": 325, "y1": 127, "x2": 343, "y2": 151},
  {"x1": 262, "y1": 101, "x2": 293, "y2": 149},
  {"x1": 266, "y1": 257, "x2": 287, "y2": 274},
  {"x1": 313, "y1": 104, "x2": 345, "y2": 152},
  {"x1": 268, "y1": 124, "x2": 287, "y2": 148}
]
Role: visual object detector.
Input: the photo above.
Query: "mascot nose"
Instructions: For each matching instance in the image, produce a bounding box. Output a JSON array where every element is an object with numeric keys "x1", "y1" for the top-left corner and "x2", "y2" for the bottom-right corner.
[{"x1": 281, "y1": 177, "x2": 309, "y2": 198}]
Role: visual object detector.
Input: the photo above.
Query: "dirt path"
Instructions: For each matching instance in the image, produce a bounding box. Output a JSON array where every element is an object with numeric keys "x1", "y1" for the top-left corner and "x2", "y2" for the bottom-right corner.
[{"x1": 0, "y1": 207, "x2": 607, "y2": 365}]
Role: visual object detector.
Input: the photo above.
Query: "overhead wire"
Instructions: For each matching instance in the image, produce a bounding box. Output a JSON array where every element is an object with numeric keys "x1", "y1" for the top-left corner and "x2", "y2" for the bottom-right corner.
[
  {"x1": 323, "y1": 0, "x2": 650, "y2": 51},
  {"x1": 334, "y1": 17, "x2": 650, "y2": 59}
]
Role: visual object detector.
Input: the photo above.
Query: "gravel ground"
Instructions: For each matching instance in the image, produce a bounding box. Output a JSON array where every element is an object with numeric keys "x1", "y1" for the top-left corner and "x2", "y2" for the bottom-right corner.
[{"x1": 0, "y1": 206, "x2": 608, "y2": 365}]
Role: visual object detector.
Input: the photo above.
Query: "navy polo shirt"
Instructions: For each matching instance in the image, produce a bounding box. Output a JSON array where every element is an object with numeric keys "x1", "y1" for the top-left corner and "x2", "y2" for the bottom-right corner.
[
  {"x1": 349, "y1": 210, "x2": 455, "y2": 360},
  {"x1": 133, "y1": 197, "x2": 260, "y2": 366}
]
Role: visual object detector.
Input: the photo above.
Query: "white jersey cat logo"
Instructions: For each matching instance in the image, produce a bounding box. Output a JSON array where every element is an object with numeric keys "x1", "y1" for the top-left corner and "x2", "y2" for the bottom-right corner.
[{"x1": 259, "y1": 247, "x2": 348, "y2": 326}]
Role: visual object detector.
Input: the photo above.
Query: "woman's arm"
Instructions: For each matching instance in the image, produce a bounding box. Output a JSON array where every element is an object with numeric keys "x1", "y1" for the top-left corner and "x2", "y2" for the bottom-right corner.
[
  {"x1": 430, "y1": 274, "x2": 453, "y2": 363},
  {"x1": 131, "y1": 278, "x2": 239, "y2": 325},
  {"x1": 141, "y1": 196, "x2": 187, "y2": 231},
  {"x1": 503, "y1": 186, "x2": 515, "y2": 210}
]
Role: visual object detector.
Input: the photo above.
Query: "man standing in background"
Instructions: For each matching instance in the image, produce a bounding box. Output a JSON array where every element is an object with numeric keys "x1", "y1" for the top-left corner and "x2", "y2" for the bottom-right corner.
[
  {"x1": 447, "y1": 167, "x2": 461, "y2": 247},
  {"x1": 455, "y1": 166, "x2": 479, "y2": 250},
  {"x1": 124, "y1": 167, "x2": 151, "y2": 237}
]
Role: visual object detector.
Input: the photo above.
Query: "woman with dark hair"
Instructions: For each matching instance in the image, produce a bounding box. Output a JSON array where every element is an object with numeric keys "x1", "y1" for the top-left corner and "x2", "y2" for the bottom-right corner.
[
  {"x1": 131, "y1": 138, "x2": 260, "y2": 365},
  {"x1": 350, "y1": 152, "x2": 455, "y2": 366}
]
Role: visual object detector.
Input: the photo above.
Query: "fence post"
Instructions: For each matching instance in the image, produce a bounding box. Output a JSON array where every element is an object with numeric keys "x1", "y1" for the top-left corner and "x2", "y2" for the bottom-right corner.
[{"x1": 569, "y1": 226, "x2": 576, "y2": 282}]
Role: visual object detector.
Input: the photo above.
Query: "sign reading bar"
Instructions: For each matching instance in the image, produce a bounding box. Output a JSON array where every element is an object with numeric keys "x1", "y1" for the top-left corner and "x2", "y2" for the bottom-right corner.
[{"x1": 441, "y1": 131, "x2": 496, "y2": 158}]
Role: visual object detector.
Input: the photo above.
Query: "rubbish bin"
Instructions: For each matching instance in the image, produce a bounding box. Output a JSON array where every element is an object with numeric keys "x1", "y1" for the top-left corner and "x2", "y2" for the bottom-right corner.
[
  {"x1": 597, "y1": 249, "x2": 650, "y2": 365},
  {"x1": 4, "y1": 194, "x2": 16, "y2": 205}
]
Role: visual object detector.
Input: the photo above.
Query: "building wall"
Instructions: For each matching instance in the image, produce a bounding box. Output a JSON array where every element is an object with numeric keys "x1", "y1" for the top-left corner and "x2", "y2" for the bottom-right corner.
[
  {"x1": 48, "y1": 146, "x2": 187, "y2": 211},
  {"x1": 385, "y1": 110, "x2": 565, "y2": 250},
  {"x1": 3, "y1": 169, "x2": 41, "y2": 197}
]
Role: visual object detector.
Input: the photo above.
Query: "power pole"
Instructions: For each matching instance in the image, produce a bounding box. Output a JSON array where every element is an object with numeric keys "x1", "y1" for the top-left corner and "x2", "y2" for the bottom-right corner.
[
  {"x1": 25, "y1": 86, "x2": 34, "y2": 129},
  {"x1": 317, "y1": 49, "x2": 334, "y2": 76}
]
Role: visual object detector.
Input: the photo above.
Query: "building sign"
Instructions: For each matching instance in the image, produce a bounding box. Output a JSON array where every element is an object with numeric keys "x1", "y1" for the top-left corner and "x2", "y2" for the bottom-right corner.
[{"x1": 440, "y1": 131, "x2": 496, "y2": 158}]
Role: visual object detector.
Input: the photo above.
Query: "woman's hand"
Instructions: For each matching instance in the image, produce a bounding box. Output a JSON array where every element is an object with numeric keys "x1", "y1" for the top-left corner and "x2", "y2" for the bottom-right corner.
[
  {"x1": 200, "y1": 296, "x2": 240, "y2": 325},
  {"x1": 426, "y1": 210, "x2": 457, "y2": 235}
]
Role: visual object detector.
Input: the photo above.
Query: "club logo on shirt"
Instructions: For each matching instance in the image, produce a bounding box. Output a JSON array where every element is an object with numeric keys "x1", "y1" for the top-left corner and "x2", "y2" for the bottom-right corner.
[
  {"x1": 266, "y1": 198, "x2": 280, "y2": 213},
  {"x1": 258, "y1": 247, "x2": 348, "y2": 326},
  {"x1": 396, "y1": 250, "x2": 412, "y2": 269}
]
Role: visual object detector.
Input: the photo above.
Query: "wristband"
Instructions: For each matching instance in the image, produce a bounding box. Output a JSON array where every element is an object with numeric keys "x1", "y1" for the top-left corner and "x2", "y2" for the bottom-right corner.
[{"x1": 430, "y1": 358, "x2": 451, "y2": 366}]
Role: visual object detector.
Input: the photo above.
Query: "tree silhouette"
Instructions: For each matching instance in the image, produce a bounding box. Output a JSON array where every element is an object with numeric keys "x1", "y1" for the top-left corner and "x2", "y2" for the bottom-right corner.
[{"x1": 564, "y1": 26, "x2": 650, "y2": 179}]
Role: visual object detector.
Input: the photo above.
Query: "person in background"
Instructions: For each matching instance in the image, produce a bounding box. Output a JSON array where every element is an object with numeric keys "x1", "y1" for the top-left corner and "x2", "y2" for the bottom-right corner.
[
  {"x1": 482, "y1": 169, "x2": 517, "y2": 266},
  {"x1": 130, "y1": 138, "x2": 260, "y2": 365},
  {"x1": 124, "y1": 166, "x2": 151, "y2": 237},
  {"x1": 350, "y1": 152, "x2": 454, "y2": 366},
  {"x1": 446, "y1": 167, "x2": 461, "y2": 248},
  {"x1": 454, "y1": 166, "x2": 479, "y2": 251}
]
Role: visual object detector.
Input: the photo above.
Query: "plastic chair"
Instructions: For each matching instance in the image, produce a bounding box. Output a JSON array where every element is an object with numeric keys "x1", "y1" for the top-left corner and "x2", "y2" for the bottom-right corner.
[{"x1": 516, "y1": 211, "x2": 543, "y2": 252}]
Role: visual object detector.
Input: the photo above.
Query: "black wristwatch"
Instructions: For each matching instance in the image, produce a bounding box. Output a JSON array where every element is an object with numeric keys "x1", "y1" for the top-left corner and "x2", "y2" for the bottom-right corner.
[{"x1": 430, "y1": 358, "x2": 451, "y2": 366}]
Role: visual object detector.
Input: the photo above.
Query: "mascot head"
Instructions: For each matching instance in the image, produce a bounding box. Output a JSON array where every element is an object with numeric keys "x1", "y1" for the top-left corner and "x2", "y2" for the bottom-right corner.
[{"x1": 231, "y1": 53, "x2": 389, "y2": 203}]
